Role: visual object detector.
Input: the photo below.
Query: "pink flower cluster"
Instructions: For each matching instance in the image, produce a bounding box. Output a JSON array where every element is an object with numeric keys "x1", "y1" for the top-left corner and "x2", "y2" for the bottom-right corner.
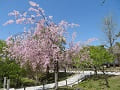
[
  {"x1": 4, "y1": 1, "x2": 97, "y2": 71},
  {"x1": 5, "y1": 1, "x2": 80, "y2": 71}
]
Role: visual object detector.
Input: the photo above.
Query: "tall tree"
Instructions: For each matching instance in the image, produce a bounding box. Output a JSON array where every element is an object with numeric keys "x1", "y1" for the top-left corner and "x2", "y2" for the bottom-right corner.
[
  {"x1": 89, "y1": 46, "x2": 114, "y2": 73},
  {"x1": 4, "y1": 1, "x2": 79, "y2": 71},
  {"x1": 102, "y1": 15, "x2": 118, "y2": 53},
  {"x1": 4, "y1": 1, "x2": 79, "y2": 89},
  {"x1": 89, "y1": 46, "x2": 114, "y2": 87}
]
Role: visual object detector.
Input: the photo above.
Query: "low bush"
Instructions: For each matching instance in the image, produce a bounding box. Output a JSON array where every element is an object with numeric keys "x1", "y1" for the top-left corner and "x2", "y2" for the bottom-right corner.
[{"x1": 21, "y1": 78, "x2": 36, "y2": 87}]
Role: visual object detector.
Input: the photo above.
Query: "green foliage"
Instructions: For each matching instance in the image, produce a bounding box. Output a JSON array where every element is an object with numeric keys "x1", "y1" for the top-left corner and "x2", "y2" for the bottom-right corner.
[
  {"x1": 72, "y1": 45, "x2": 114, "y2": 71},
  {"x1": 0, "y1": 40, "x2": 6, "y2": 60},
  {"x1": 0, "y1": 59, "x2": 26, "y2": 88},
  {"x1": 0, "y1": 40, "x2": 6, "y2": 52},
  {"x1": 72, "y1": 46, "x2": 90, "y2": 68},
  {"x1": 23, "y1": 61, "x2": 35, "y2": 79},
  {"x1": 89, "y1": 46, "x2": 114, "y2": 66},
  {"x1": 21, "y1": 78, "x2": 36, "y2": 86},
  {"x1": 0, "y1": 60, "x2": 25, "y2": 77},
  {"x1": 0, "y1": 40, "x2": 26, "y2": 88}
]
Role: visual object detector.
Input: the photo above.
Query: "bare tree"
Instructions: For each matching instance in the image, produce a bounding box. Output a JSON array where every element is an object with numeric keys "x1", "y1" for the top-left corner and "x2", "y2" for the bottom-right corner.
[{"x1": 102, "y1": 15, "x2": 118, "y2": 53}]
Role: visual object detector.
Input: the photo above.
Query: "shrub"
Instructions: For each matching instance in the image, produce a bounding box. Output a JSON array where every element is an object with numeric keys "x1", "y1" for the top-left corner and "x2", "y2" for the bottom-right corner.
[{"x1": 21, "y1": 78, "x2": 36, "y2": 87}]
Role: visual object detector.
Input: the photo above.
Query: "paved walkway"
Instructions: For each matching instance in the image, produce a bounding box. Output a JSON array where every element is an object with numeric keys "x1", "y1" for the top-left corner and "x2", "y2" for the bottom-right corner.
[{"x1": 8, "y1": 71, "x2": 120, "y2": 90}]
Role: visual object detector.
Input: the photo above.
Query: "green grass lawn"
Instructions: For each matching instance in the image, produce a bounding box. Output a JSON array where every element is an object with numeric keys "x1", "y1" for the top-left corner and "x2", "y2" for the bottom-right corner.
[{"x1": 58, "y1": 75, "x2": 120, "y2": 90}]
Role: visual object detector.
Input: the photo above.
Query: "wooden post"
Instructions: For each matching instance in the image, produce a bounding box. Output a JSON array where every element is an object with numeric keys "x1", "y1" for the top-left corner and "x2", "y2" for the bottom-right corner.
[
  {"x1": 7, "y1": 79, "x2": 10, "y2": 90},
  {"x1": 43, "y1": 82, "x2": 44, "y2": 90},
  {"x1": 66, "y1": 80, "x2": 67, "y2": 86},
  {"x1": 78, "y1": 79, "x2": 79, "y2": 84},
  {"x1": 3, "y1": 77, "x2": 6, "y2": 90},
  {"x1": 24, "y1": 87, "x2": 26, "y2": 90},
  {"x1": 90, "y1": 72, "x2": 92, "y2": 76}
]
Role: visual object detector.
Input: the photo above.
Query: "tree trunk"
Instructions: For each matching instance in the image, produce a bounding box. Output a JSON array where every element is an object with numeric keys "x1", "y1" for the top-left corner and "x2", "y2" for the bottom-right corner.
[
  {"x1": 54, "y1": 60, "x2": 59, "y2": 90},
  {"x1": 7, "y1": 79, "x2": 10, "y2": 90},
  {"x1": 64, "y1": 67, "x2": 66, "y2": 74},
  {"x1": 55, "y1": 71, "x2": 58, "y2": 90},
  {"x1": 35, "y1": 71, "x2": 39, "y2": 85},
  {"x1": 46, "y1": 65, "x2": 49, "y2": 75},
  {"x1": 46, "y1": 65, "x2": 49, "y2": 83},
  {"x1": 94, "y1": 66, "x2": 97, "y2": 75},
  {"x1": 102, "y1": 66, "x2": 109, "y2": 88}
]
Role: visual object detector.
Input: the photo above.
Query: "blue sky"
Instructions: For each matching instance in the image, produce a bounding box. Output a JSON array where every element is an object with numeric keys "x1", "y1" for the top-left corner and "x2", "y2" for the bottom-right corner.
[{"x1": 0, "y1": 0, "x2": 120, "y2": 45}]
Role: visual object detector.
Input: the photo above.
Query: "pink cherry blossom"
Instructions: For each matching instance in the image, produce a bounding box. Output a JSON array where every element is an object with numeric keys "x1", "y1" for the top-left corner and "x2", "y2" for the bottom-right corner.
[
  {"x1": 8, "y1": 10, "x2": 20, "y2": 17},
  {"x1": 4, "y1": 1, "x2": 93, "y2": 71},
  {"x1": 3, "y1": 20, "x2": 14, "y2": 26},
  {"x1": 29, "y1": 7, "x2": 39, "y2": 13},
  {"x1": 16, "y1": 17, "x2": 26, "y2": 24},
  {"x1": 49, "y1": 16, "x2": 53, "y2": 20},
  {"x1": 29, "y1": 1, "x2": 39, "y2": 7},
  {"x1": 85, "y1": 38, "x2": 98, "y2": 45}
]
